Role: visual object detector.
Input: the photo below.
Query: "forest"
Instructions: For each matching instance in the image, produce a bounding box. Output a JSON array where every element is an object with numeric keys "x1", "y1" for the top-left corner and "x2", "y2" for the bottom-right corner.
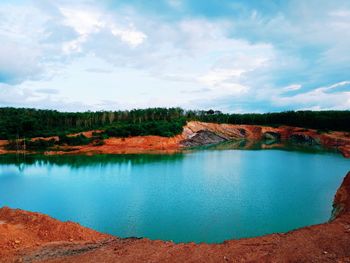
[{"x1": 0, "y1": 107, "x2": 349, "y2": 141}]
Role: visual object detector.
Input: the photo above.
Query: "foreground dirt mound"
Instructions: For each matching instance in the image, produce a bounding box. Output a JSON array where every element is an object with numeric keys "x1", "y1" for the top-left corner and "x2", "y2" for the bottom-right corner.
[
  {"x1": 1, "y1": 172, "x2": 350, "y2": 262},
  {"x1": 0, "y1": 208, "x2": 109, "y2": 262}
]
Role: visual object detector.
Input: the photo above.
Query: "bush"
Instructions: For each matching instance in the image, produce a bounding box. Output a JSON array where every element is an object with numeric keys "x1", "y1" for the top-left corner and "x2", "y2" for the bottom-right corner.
[
  {"x1": 5, "y1": 138, "x2": 56, "y2": 150},
  {"x1": 58, "y1": 134, "x2": 92, "y2": 146},
  {"x1": 26, "y1": 138, "x2": 56, "y2": 150},
  {"x1": 104, "y1": 119, "x2": 186, "y2": 138}
]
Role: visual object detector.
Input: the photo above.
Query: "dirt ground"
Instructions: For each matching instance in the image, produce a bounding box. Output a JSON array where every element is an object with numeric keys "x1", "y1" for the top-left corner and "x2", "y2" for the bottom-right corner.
[
  {"x1": 1, "y1": 122, "x2": 350, "y2": 262},
  {"x1": 1, "y1": 122, "x2": 350, "y2": 157}
]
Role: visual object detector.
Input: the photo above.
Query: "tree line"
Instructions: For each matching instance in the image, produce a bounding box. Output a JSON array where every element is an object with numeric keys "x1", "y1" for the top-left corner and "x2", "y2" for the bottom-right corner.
[{"x1": 0, "y1": 107, "x2": 349, "y2": 140}]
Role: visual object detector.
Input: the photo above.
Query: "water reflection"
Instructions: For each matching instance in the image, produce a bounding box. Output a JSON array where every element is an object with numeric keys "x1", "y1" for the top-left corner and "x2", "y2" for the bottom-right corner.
[
  {"x1": 193, "y1": 139, "x2": 335, "y2": 154},
  {"x1": 0, "y1": 145, "x2": 348, "y2": 243},
  {"x1": 0, "y1": 153, "x2": 186, "y2": 171},
  {"x1": 0, "y1": 140, "x2": 340, "y2": 172}
]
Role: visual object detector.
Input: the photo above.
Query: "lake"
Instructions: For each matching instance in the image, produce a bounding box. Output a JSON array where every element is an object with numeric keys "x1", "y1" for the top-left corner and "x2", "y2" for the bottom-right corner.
[{"x1": 0, "y1": 147, "x2": 349, "y2": 243}]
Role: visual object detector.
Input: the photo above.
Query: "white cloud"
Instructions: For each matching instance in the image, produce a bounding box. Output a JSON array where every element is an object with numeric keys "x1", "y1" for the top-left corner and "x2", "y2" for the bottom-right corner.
[
  {"x1": 0, "y1": 4, "x2": 51, "y2": 83},
  {"x1": 326, "y1": 81, "x2": 350, "y2": 90},
  {"x1": 197, "y1": 69, "x2": 248, "y2": 96},
  {"x1": 329, "y1": 10, "x2": 350, "y2": 18},
  {"x1": 282, "y1": 84, "x2": 302, "y2": 92},
  {"x1": 0, "y1": 2, "x2": 275, "y2": 110},
  {"x1": 111, "y1": 26, "x2": 147, "y2": 47},
  {"x1": 60, "y1": 6, "x2": 147, "y2": 53},
  {"x1": 198, "y1": 69, "x2": 245, "y2": 86},
  {"x1": 60, "y1": 7, "x2": 104, "y2": 36},
  {"x1": 272, "y1": 81, "x2": 350, "y2": 110},
  {"x1": 0, "y1": 0, "x2": 349, "y2": 112}
]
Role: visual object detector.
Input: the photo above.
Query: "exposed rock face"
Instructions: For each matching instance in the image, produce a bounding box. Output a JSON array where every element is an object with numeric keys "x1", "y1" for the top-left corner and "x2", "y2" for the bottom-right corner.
[
  {"x1": 180, "y1": 130, "x2": 227, "y2": 147},
  {"x1": 181, "y1": 122, "x2": 350, "y2": 156},
  {"x1": 263, "y1": 131, "x2": 281, "y2": 141},
  {"x1": 262, "y1": 131, "x2": 281, "y2": 145},
  {"x1": 0, "y1": 122, "x2": 349, "y2": 262},
  {"x1": 331, "y1": 171, "x2": 350, "y2": 220},
  {"x1": 289, "y1": 134, "x2": 320, "y2": 145},
  {"x1": 183, "y1": 121, "x2": 262, "y2": 140},
  {"x1": 1, "y1": 172, "x2": 350, "y2": 262},
  {"x1": 0, "y1": 121, "x2": 349, "y2": 157},
  {"x1": 339, "y1": 146, "x2": 350, "y2": 158}
]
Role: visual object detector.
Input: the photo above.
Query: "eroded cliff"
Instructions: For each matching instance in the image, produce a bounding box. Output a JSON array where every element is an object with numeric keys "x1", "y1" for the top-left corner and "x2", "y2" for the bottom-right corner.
[{"x1": 1, "y1": 121, "x2": 349, "y2": 157}]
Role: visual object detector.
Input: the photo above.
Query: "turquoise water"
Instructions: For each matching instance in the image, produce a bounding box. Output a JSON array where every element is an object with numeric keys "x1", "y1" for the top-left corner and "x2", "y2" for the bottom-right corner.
[{"x1": 0, "y1": 149, "x2": 349, "y2": 243}]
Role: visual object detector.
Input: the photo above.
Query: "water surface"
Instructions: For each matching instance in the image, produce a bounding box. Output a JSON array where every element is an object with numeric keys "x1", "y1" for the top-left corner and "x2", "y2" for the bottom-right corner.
[{"x1": 0, "y1": 148, "x2": 348, "y2": 243}]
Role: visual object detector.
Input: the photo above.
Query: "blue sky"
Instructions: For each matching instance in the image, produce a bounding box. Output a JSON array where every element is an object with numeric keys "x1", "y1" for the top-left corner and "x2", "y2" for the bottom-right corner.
[{"x1": 0, "y1": 0, "x2": 350, "y2": 112}]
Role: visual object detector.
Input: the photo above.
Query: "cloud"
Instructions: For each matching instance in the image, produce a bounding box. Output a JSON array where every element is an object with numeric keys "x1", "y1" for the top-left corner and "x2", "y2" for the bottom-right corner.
[
  {"x1": 0, "y1": 1, "x2": 148, "y2": 85},
  {"x1": 272, "y1": 81, "x2": 350, "y2": 110},
  {"x1": 0, "y1": 0, "x2": 349, "y2": 112},
  {"x1": 110, "y1": 26, "x2": 147, "y2": 47},
  {"x1": 0, "y1": 83, "x2": 91, "y2": 111},
  {"x1": 282, "y1": 84, "x2": 302, "y2": 92},
  {"x1": 0, "y1": 4, "x2": 47, "y2": 84},
  {"x1": 85, "y1": 68, "x2": 113, "y2": 74},
  {"x1": 60, "y1": 6, "x2": 147, "y2": 53},
  {"x1": 35, "y1": 88, "x2": 60, "y2": 94}
]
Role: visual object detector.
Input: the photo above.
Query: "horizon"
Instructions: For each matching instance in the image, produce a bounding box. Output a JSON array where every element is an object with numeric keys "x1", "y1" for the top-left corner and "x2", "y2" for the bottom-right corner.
[
  {"x1": 1, "y1": 0, "x2": 350, "y2": 112},
  {"x1": 0, "y1": 106, "x2": 349, "y2": 114}
]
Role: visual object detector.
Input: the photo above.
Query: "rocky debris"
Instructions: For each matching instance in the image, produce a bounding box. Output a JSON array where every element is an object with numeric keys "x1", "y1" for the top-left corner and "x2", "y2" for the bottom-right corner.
[
  {"x1": 289, "y1": 134, "x2": 320, "y2": 145},
  {"x1": 262, "y1": 132, "x2": 281, "y2": 145},
  {"x1": 263, "y1": 132, "x2": 281, "y2": 141},
  {"x1": 180, "y1": 130, "x2": 227, "y2": 147},
  {"x1": 20, "y1": 238, "x2": 116, "y2": 263}
]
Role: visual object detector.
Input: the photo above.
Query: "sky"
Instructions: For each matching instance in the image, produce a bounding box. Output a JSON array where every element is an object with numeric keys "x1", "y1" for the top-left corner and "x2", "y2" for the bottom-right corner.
[{"x1": 0, "y1": 0, "x2": 350, "y2": 112}]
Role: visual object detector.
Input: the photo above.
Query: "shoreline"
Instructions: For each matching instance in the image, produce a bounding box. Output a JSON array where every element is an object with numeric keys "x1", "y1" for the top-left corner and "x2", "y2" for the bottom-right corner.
[
  {"x1": 0, "y1": 171, "x2": 349, "y2": 262},
  {"x1": 0, "y1": 121, "x2": 350, "y2": 261},
  {"x1": 0, "y1": 121, "x2": 350, "y2": 158}
]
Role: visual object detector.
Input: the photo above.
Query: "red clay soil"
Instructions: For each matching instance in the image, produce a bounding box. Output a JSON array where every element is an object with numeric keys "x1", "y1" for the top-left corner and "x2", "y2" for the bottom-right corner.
[
  {"x1": 1, "y1": 121, "x2": 350, "y2": 157},
  {"x1": 0, "y1": 172, "x2": 350, "y2": 263}
]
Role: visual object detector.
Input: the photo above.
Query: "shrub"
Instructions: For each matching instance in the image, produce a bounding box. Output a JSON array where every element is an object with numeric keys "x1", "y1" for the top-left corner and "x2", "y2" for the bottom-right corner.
[
  {"x1": 5, "y1": 138, "x2": 56, "y2": 150},
  {"x1": 104, "y1": 119, "x2": 186, "y2": 138},
  {"x1": 58, "y1": 134, "x2": 92, "y2": 146}
]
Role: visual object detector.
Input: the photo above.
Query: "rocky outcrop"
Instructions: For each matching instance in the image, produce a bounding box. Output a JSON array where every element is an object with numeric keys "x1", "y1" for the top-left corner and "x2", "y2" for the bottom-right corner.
[
  {"x1": 339, "y1": 146, "x2": 350, "y2": 158},
  {"x1": 1, "y1": 172, "x2": 350, "y2": 262},
  {"x1": 262, "y1": 132, "x2": 281, "y2": 145},
  {"x1": 331, "y1": 172, "x2": 350, "y2": 220},
  {"x1": 182, "y1": 121, "x2": 262, "y2": 141},
  {"x1": 263, "y1": 131, "x2": 281, "y2": 141},
  {"x1": 0, "y1": 121, "x2": 349, "y2": 157},
  {"x1": 289, "y1": 134, "x2": 320, "y2": 145},
  {"x1": 180, "y1": 122, "x2": 350, "y2": 156},
  {"x1": 180, "y1": 130, "x2": 227, "y2": 147}
]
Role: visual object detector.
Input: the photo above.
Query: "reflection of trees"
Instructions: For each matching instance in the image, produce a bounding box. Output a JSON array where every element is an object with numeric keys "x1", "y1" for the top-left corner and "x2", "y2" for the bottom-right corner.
[
  {"x1": 0, "y1": 153, "x2": 185, "y2": 170},
  {"x1": 0, "y1": 140, "x2": 337, "y2": 172},
  {"x1": 189, "y1": 139, "x2": 333, "y2": 154}
]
